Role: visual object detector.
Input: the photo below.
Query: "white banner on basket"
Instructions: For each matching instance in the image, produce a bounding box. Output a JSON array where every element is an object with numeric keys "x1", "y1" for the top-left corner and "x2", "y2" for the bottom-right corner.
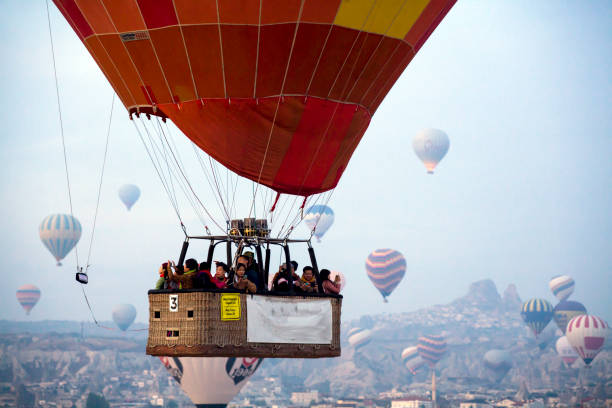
[{"x1": 247, "y1": 296, "x2": 332, "y2": 344}]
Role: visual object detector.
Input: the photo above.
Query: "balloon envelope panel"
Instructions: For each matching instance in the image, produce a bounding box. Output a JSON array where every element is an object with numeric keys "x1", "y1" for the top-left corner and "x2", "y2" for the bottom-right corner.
[
  {"x1": 417, "y1": 334, "x2": 447, "y2": 367},
  {"x1": 566, "y1": 315, "x2": 609, "y2": 365},
  {"x1": 555, "y1": 336, "x2": 579, "y2": 366},
  {"x1": 52, "y1": 0, "x2": 457, "y2": 195},
  {"x1": 159, "y1": 357, "x2": 263, "y2": 406},
  {"x1": 304, "y1": 205, "x2": 334, "y2": 240},
  {"x1": 412, "y1": 128, "x2": 450, "y2": 173},
  {"x1": 365, "y1": 249, "x2": 406, "y2": 300},
  {"x1": 520, "y1": 298, "x2": 554, "y2": 337},
  {"x1": 118, "y1": 184, "x2": 141, "y2": 210},
  {"x1": 348, "y1": 328, "x2": 372, "y2": 350},
  {"x1": 16, "y1": 284, "x2": 41, "y2": 315},
  {"x1": 549, "y1": 275, "x2": 575, "y2": 301},
  {"x1": 39, "y1": 214, "x2": 82, "y2": 265},
  {"x1": 112, "y1": 304, "x2": 137, "y2": 331},
  {"x1": 553, "y1": 300, "x2": 586, "y2": 334}
]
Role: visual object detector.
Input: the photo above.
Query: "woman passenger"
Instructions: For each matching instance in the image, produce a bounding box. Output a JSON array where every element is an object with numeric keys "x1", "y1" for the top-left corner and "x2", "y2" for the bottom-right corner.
[
  {"x1": 320, "y1": 269, "x2": 340, "y2": 295},
  {"x1": 211, "y1": 262, "x2": 229, "y2": 289},
  {"x1": 229, "y1": 263, "x2": 256, "y2": 294}
]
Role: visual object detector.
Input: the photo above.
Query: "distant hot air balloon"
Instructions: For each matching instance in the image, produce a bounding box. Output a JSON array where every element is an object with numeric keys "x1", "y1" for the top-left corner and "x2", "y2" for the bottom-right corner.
[
  {"x1": 520, "y1": 298, "x2": 554, "y2": 337},
  {"x1": 347, "y1": 327, "x2": 372, "y2": 351},
  {"x1": 112, "y1": 304, "x2": 137, "y2": 331},
  {"x1": 159, "y1": 357, "x2": 262, "y2": 407},
  {"x1": 566, "y1": 314, "x2": 609, "y2": 365},
  {"x1": 483, "y1": 349, "x2": 512, "y2": 382},
  {"x1": 329, "y1": 270, "x2": 346, "y2": 292},
  {"x1": 16, "y1": 284, "x2": 41, "y2": 315},
  {"x1": 534, "y1": 325, "x2": 557, "y2": 351},
  {"x1": 549, "y1": 275, "x2": 575, "y2": 301},
  {"x1": 555, "y1": 336, "x2": 579, "y2": 367},
  {"x1": 39, "y1": 214, "x2": 82, "y2": 266},
  {"x1": 118, "y1": 184, "x2": 141, "y2": 211},
  {"x1": 553, "y1": 300, "x2": 587, "y2": 334},
  {"x1": 401, "y1": 346, "x2": 426, "y2": 375},
  {"x1": 303, "y1": 205, "x2": 334, "y2": 242},
  {"x1": 412, "y1": 129, "x2": 450, "y2": 174},
  {"x1": 417, "y1": 334, "x2": 447, "y2": 367},
  {"x1": 365, "y1": 249, "x2": 406, "y2": 302}
]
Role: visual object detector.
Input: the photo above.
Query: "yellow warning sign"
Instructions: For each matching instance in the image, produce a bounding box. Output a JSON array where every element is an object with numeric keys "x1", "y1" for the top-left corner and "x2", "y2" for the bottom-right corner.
[{"x1": 220, "y1": 294, "x2": 241, "y2": 321}]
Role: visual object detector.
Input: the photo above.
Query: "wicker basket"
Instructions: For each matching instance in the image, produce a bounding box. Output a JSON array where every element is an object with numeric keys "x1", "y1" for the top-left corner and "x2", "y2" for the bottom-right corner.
[{"x1": 146, "y1": 290, "x2": 342, "y2": 358}]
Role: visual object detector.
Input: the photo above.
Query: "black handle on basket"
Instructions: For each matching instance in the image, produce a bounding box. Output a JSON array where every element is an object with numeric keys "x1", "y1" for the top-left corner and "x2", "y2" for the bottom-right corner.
[
  {"x1": 308, "y1": 246, "x2": 324, "y2": 294},
  {"x1": 206, "y1": 240, "x2": 214, "y2": 270},
  {"x1": 177, "y1": 239, "x2": 189, "y2": 269},
  {"x1": 255, "y1": 244, "x2": 265, "y2": 292},
  {"x1": 264, "y1": 244, "x2": 271, "y2": 290},
  {"x1": 226, "y1": 240, "x2": 234, "y2": 282},
  {"x1": 283, "y1": 244, "x2": 293, "y2": 294}
]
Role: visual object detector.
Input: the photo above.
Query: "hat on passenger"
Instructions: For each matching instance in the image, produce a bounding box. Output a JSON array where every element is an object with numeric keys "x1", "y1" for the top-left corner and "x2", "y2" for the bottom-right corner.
[{"x1": 244, "y1": 251, "x2": 255, "y2": 259}]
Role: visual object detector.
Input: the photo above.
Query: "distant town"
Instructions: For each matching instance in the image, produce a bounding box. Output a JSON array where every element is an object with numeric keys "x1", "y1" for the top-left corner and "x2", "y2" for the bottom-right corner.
[{"x1": 2, "y1": 280, "x2": 610, "y2": 407}]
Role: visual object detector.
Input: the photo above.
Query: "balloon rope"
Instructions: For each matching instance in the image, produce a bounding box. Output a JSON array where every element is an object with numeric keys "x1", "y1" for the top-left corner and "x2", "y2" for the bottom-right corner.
[
  {"x1": 85, "y1": 93, "x2": 115, "y2": 272},
  {"x1": 80, "y1": 285, "x2": 147, "y2": 332},
  {"x1": 45, "y1": 0, "x2": 79, "y2": 268},
  {"x1": 248, "y1": 0, "x2": 306, "y2": 219}
]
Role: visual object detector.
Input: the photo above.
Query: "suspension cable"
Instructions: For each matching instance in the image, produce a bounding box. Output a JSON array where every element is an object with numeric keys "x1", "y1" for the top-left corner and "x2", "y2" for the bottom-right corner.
[
  {"x1": 45, "y1": 0, "x2": 79, "y2": 268},
  {"x1": 84, "y1": 93, "x2": 115, "y2": 271}
]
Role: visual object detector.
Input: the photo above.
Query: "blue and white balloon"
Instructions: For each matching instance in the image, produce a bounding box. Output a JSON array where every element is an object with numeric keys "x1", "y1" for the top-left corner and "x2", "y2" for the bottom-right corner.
[
  {"x1": 412, "y1": 128, "x2": 450, "y2": 174},
  {"x1": 39, "y1": 214, "x2": 82, "y2": 266},
  {"x1": 112, "y1": 304, "x2": 137, "y2": 331},
  {"x1": 303, "y1": 205, "x2": 334, "y2": 241},
  {"x1": 118, "y1": 184, "x2": 141, "y2": 211}
]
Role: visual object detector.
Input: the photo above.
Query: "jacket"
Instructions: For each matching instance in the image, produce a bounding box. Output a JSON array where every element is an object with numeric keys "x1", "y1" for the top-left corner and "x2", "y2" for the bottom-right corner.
[
  {"x1": 171, "y1": 268, "x2": 197, "y2": 289},
  {"x1": 230, "y1": 276, "x2": 257, "y2": 294}
]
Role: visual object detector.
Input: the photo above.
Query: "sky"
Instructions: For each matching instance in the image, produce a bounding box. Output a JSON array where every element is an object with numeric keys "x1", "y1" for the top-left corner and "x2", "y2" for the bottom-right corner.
[{"x1": 0, "y1": 1, "x2": 610, "y2": 326}]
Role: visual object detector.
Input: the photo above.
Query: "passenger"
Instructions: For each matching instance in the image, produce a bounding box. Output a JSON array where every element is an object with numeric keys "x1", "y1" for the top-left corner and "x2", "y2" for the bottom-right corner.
[
  {"x1": 155, "y1": 262, "x2": 170, "y2": 290},
  {"x1": 320, "y1": 269, "x2": 341, "y2": 295},
  {"x1": 195, "y1": 262, "x2": 213, "y2": 289},
  {"x1": 170, "y1": 258, "x2": 198, "y2": 289},
  {"x1": 242, "y1": 251, "x2": 261, "y2": 289},
  {"x1": 271, "y1": 263, "x2": 301, "y2": 292},
  {"x1": 211, "y1": 262, "x2": 229, "y2": 289},
  {"x1": 229, "y1": 263, "x2": 256, "y2": 294},
  {"x1": 300, "y1": 266, "x2": 318, "y2": 293}
]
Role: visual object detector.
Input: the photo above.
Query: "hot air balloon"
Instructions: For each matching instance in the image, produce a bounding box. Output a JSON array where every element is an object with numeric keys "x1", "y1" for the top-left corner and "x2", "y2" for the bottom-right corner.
[
  {"x1": 483, "y1": 349, "x2": 512, "y2": 382},
  {"x1": 52, "y1": 0, "x2": 456, "y2": 197},
  {"x1": 16, "y1": 285, "x2": 41, "y2": 315},
  {"x1": 39, "y1": 214, "x2": 82, "y2": 266},
  {"x1": 555, "y1": 336, "x2": 579, "y2": 367},
  {"x1": 329, "y1": 270, "x2": 346, "y2": 292},
  {"x1": 118, "y1": 184, "x2": 141, "y2": 210},
  {"x1": 365, "y1": 249, "x2": 406, "y2": 302},
  {"x1": 412, "y1": 128, "x2": 450, "y2": 173},
  {"x1": 520, "y1": 298, "x2": 554, "y2": 337},
  {"x1": 566, "y1": 314, "x2": 609, "y2": 365},
  {"x1": 417, "y1": 334, "x2": 447, "y2": 367},
  {"x1": 549, "y1": 275, "x2": 575, "y2": 301},
  {"x1": 303, "y1": 205, "x2": 334, "y2": 242},
  {"x1": 112, "y1": 304, "x2": 137, "y2": 331},
  {"x1": 347, "y1": 327, "x2": 372, "y2": 351},
  {"x1": 553, "y1": 300, "x2": 587, "y2": 334},
  {"x1": 52, "y1": 0, "x2": 457, "y2": 359},
  {"x1": 401, "y1": 346, "x2": 425, "y2": 375},
  {"x1": 159, "y1": 357, "x2": 263, "y2": 407},
  {"x1": 534, "y1": 325, "x2": 557, "y2": 351}
]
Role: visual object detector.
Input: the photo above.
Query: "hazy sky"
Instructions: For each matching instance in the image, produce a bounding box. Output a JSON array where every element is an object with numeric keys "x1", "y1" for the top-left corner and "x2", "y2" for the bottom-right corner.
[{"x1": 1, "y1": 1, "x2": 610, "y2": 325}]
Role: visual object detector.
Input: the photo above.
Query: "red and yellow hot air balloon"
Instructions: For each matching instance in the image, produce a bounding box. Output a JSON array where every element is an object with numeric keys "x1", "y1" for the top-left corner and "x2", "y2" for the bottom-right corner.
[{"x1": 52, "y1": 0, "x2": 456, "y2": 197}]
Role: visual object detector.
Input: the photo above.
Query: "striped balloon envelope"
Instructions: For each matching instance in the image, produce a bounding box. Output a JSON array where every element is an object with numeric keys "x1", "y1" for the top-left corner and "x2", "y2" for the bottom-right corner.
[
  {"x1": 549, "y1": 275, "x2": 574, "y2": 301},
  {"x1": 417, "y1": 334, "x2": 447, "y2": 367},
  {"x1": 303, "y1": 205, "x2": 334, "y2": 242},
  {"x1": 520, "y1": 298, "x2": 554, "y2": 337},
  {"x1": 39, "y1": 214, "x2": 82, "y2": 266},
  {"x1": 553, "y1": 300, "x2": 587, "y2": 334},
  {"x1": 365, "y1": 249, "x2": 406, "y2": 302},
  {"x1": 347, "y1": 327, "x2": 372, "y2": 351},
  {"x1": 555, "y1": 336, "x2": 579, "y2": 367},
  {"x1": 401, "y1": 346, "x2": 425, "y2": 374},
  {"x1": 16, "y1": 284, "x2": 41, "y2": 315},
  {"x1": 566, "y1": 314, "x2": 609, "y2": 365},
  {"x1": 52, "y1": 0, "x2": 457, "y2": 197}
]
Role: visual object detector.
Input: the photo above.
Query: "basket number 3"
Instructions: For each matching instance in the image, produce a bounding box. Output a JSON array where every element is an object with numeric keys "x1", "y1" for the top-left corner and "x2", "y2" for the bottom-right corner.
[{"x1": 169, "y1": 295, "x2": 179, "y2": 312}]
